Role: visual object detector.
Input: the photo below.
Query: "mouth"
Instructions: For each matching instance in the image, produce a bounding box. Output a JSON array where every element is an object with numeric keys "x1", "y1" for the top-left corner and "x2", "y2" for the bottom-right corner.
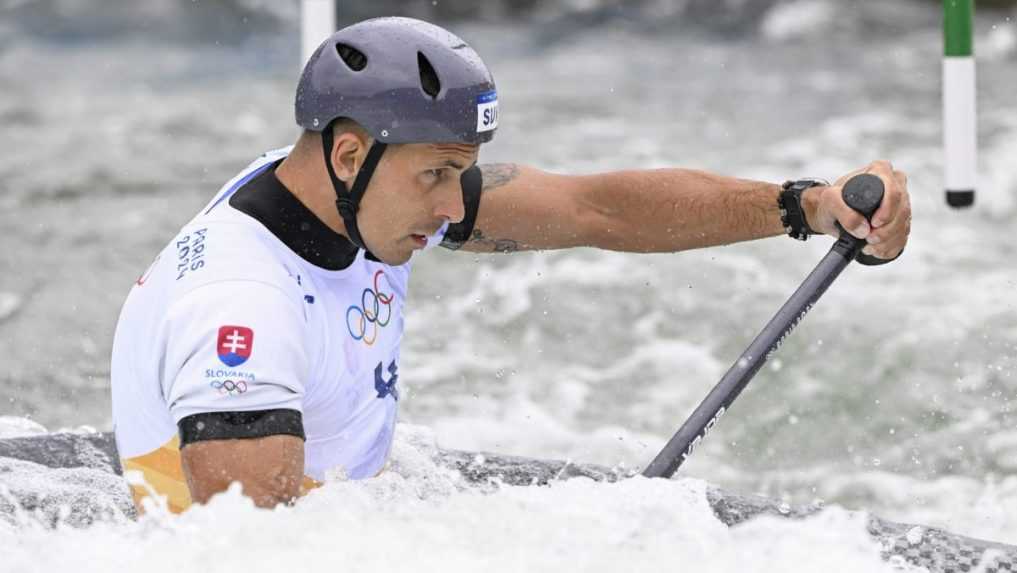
[{"x1": 409, "y1": 225, "x2": 443, "y2": 248}]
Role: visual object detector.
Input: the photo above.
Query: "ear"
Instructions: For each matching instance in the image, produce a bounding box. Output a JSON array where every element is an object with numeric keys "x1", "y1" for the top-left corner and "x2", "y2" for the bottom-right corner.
[{"x1": 329, "y1": 131, "x2": 370, "y2": 185}]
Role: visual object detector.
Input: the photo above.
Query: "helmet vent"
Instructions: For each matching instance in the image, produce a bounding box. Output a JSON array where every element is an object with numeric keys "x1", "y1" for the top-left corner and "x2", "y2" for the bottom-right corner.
[
  {"x1": 336, "y1": 43, "x2": 367, "y2": 71},
  {"x1": 417, "y1": 52, "x2": 441, "y2": 99}
]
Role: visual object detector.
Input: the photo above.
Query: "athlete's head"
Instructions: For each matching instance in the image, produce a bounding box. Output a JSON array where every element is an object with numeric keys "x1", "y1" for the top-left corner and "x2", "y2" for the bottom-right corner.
[{"x1": 294, "y1": 17, "x2": 498, "y2": 265}]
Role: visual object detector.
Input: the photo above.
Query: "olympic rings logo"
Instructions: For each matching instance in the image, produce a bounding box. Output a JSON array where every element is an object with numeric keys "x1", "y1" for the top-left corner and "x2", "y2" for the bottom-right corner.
[
  {"x1": 210, "y1": 379, "x2": 248, "y2": 396},
  {"x1": 346, "y1": 270, "x2": 394, "y2": 346}
]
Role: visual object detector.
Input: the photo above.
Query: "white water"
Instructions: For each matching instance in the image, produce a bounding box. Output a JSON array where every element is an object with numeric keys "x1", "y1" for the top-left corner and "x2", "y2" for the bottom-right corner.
[{"x1": 0, "y1": 425, "x2": 907, "y2": 573}]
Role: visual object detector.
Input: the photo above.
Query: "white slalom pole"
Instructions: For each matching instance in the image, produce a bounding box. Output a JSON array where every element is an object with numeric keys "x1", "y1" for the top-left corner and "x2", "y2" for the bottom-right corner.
[
  {"x1": 943, "y1": 0, "x2": 977, "y2": 208},
  {"x1": 302, "y1": 0, "x2": 338, "y2": 66}
]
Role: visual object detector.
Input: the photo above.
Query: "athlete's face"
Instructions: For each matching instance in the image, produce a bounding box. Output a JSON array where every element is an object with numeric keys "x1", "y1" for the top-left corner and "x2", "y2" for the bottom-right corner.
[{"x1": 356, "y1": 142, "x2": 479, "y2": 265}]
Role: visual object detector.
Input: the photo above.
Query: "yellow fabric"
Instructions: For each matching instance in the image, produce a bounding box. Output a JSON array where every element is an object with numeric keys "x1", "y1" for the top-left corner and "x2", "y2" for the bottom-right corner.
[
  {"x1": 122, "y1": 437, "x2": 321, "y2": 514},
  {"x1": 122, "y1": 436, "x2": 192, "y2": 514}
]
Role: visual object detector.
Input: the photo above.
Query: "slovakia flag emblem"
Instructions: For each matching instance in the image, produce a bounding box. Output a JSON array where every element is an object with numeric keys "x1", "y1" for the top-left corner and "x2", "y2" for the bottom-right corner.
[{"x1": 217, "y1": 325, "x2": 254, "y2": 367}]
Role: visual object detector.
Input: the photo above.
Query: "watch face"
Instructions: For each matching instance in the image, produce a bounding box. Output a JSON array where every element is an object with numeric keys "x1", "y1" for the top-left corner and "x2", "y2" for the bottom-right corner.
[
  {"x1": 798, "y1": 178, "x2": 829, "y2": 188},
  {"x1": 784, "y1": 179, "x2": 827, "y2": 192}
]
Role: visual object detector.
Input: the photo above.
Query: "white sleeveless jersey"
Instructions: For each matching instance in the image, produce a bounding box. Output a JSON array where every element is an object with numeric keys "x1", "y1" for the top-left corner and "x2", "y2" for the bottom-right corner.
[{"x1": 111, "y1": 147, "x2": 448, "y2": 482}]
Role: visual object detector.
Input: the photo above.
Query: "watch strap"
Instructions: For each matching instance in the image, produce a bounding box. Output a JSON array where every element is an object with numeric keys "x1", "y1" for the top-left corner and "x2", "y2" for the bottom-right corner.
[{"x1": 778, "y1": 179, "x2": 824, "y2": 241}]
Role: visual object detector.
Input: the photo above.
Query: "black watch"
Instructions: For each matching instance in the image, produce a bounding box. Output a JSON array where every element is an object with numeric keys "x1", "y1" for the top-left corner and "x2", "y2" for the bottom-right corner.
[{"x1": 778, "y1": 178, "x2": 826, "y2": 241}]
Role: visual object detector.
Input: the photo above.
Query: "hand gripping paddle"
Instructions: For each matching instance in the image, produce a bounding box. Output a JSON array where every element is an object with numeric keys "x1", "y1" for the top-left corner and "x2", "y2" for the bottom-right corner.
[{"x1": 643, "y1": 174, "x2": 886, "y2": 479}]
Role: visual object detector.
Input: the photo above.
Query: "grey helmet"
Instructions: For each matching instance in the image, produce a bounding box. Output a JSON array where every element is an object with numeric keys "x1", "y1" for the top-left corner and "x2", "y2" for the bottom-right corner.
[
  {"x1": 294, "y1": 17, "x2": 498, "y2": 252},
  {"x1": 297, "y1": 16, "x2": 498, "y2": 144}
]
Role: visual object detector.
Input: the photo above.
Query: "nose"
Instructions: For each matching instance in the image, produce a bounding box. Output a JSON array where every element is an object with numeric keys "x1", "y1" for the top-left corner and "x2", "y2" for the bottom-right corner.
[{"x1": 433, "y1": 180, "x2": 466, "y2": 224}]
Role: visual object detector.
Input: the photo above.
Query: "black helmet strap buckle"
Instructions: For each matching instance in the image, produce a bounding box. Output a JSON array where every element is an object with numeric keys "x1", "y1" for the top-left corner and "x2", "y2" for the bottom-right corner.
[{"x1": 321, "y1": 125, "x2": 388, "y2": 252}]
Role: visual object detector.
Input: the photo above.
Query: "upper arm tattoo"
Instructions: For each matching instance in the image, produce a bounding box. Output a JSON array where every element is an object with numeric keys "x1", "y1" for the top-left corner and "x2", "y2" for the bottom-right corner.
[
  {"x1": 464, "y1": 229, "x2": 522, "y2": 253},
  {"x1": 469, "y1": 163, "x2": 525, "y2": 253},
  {"x1": 479, "y1": 163, "x2": 520, "y2": 192},
  {"x1": 441, "y1": 163, "x2": 526, "y2": 253}
]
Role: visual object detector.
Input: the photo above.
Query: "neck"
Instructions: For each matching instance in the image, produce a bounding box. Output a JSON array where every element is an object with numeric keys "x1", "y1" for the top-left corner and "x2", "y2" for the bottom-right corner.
[{"x1": 275, "y1": 146, "x2": 349, "y2": 239}]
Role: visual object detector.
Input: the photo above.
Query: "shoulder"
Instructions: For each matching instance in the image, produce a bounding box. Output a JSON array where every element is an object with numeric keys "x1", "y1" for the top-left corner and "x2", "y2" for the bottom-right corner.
[
  {"x1": 165, "y1": 219, "x2": 304, "y2": 305},
  {"x1": 210, "y1": 147, "x2": 293, "y2": 203}
]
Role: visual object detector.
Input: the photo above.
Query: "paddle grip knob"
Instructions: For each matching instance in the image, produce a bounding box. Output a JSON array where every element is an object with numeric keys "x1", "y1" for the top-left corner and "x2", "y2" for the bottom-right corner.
[
  {"x1": 841, "y1": 173, "x2": 885, "y2": 221},
  {"x1": 834, "y1": 173, "x2": 889, "y2": 264}
]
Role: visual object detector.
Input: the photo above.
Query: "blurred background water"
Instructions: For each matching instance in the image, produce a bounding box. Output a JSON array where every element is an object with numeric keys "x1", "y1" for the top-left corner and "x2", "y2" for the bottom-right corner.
[{"x1": 1, "y1": 0, "x2": 1016, "y2": 553}]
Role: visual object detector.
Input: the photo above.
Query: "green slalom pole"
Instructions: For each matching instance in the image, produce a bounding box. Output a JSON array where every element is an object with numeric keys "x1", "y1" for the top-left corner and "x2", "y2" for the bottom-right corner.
[{"x1": 943, "y1": 0, "x2": 977, "y2": 208}]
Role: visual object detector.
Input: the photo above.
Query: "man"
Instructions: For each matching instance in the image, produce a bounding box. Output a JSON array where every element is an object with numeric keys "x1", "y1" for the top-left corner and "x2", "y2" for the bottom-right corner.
[{"x1": 111, "y1": 17, "x2": 910, "y2": 513}]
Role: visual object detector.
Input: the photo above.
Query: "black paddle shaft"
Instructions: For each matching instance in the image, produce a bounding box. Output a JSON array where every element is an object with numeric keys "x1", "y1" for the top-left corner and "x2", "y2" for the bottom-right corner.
[{"x1": 642, "y1": 174, "x2": 885, "y2": 479}]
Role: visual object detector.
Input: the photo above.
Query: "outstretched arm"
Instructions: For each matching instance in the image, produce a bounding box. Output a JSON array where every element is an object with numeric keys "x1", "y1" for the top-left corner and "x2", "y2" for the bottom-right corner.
[{"x1": 447, "y1": 161, "x2": 909, "y2": 260}]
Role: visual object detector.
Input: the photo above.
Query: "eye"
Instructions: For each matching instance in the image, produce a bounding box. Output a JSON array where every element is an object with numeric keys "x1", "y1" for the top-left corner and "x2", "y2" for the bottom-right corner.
[{"x1": 423, "y1": 168, "x2": 445, "y2": 182}]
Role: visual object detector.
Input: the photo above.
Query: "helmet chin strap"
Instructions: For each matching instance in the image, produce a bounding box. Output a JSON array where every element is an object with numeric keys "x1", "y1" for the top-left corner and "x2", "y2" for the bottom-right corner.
[{"x1": 321, "y1": 126, "x2": 388, "y2": 252}]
